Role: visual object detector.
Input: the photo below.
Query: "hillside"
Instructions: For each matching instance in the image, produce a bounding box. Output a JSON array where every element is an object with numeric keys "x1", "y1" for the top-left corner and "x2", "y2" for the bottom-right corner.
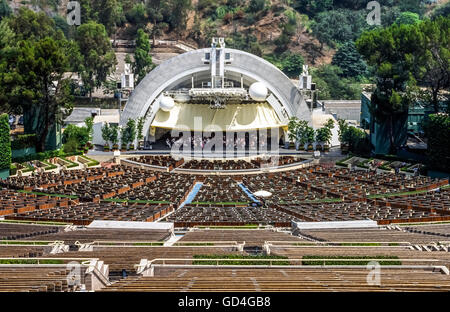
[{"x1": 2, "y1": 0, "x2": 449, "y2": 100}]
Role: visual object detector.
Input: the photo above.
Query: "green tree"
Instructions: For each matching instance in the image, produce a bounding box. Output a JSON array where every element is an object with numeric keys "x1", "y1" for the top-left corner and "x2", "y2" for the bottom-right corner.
[
  {"x1": 110, "y1": 124, "x2": 119, "y2": 147},
  {"x1": 311, "y1": 65, "x2": 361, "y2": 100},
  {"x1": 0, "y1": 37, "x2": 74, "y2": 152},
  {"x1": 0, "y1": 20, "x2": 13, "y2": 51},
  {"x1": 166, "y1": 0, "x2": 191, "y2": 31},
  {"x1": 75, "y1": 21, "x2": 117, "y2": 101},
  {"x1": 0, "y1": 113, "x2": 11, "y2": 171},
  {"x1": 126, "y1": 3, "x2": 147, "y2": 30},
  {"x1": 101, "y1": 123, "x2": 111, "y2": 147},
  {"x1": 137, "y1": 117, "x2": 145, "y2": 144},
  {"x1": 293, "y1": 0, "x2": 333, "y2": 17},
  {"x1": 423, "y1": 113, "x2": 450, "y2": 172},
  {"x1": 121, "y1": 118, "x2": 136, "y2": 149},
  {"x1": 311, "y1": 10, "x2": 365, "y2": 50},
  {"x1": 133, "y1": 29, "x2": 154, "y2": 85},
  {"x1": 84, "y1": 117, "x2": 94, "y2": 141},
  {"x1": 248, "y1": 0, "x2": 266, "y2": 13},
  {"x1": 395, "y1": 12, "x2": 420, "y2": 25},
  {"x1": 92, "y1": 0, "x2": 121, "y2": 35},
  {"x1": 280, "y1": 53, "x2": 304, "y2": 78},
  {"x1": 414, "y1": 17, "x2": 450, "y2": 113},
  {"x1": 356, "y1": 23, "x2": 422, "y2": 153},
  {"x1": 316, "y1": 118, "x2": 334, "y2": 148},
  {"x1": 332, "y1": 42, "x2": 367, "y2": 79},
  {"x1": 62, "y1": 124, "x2": 90, "y2": 150},
  {"x1": 0, "y1": 0, "x2": 12, "y2": 20},
  {"x1": 431, "y1": 2, "x2": 450, "y2": 19}
]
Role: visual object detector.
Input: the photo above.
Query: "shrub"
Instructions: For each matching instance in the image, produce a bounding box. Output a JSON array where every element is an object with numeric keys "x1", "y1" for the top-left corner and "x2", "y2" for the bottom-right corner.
[
  {"x1": 423, "y1": 113, "x2": 450, "y2": 172},
  {"x1": 63, "y1": 124, "x2": 89, "y2": 147},
  {"x1": 10, "y1": 163, "x2": 17, "y2": 175},
  {"x1": 193, "y1": 254, "x2": 289, "y2": 265},
  {"x1": 247, "y1": 0, "x2": 266, "y2": 13},
  {"x1": 11, "y1": 134, "x2": 36, "y2": 150},
  {"x1": 63, "y1": 137, "x2": 79, "y2": 154},
  {"x1": 302, "y1": 255, "x2": 401, "y2": 266},
  {"x1": 0, "y1": 114, "x2": 11, "y2": 170}
]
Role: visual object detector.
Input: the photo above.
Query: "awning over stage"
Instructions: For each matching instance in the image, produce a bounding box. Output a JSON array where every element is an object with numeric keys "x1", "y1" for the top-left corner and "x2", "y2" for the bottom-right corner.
[{"x1": 151, "y1": 102, "x2": 285, "y2": 132}]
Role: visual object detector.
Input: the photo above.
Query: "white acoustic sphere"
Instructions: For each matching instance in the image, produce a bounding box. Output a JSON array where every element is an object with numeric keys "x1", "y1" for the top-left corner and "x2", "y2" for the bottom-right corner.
[
  {"x1": 249, "y1": 82, "x2": 268, "y2": 102},
  {"x1": 159, "y1": 95, "x2": 175, "y2": 112}
]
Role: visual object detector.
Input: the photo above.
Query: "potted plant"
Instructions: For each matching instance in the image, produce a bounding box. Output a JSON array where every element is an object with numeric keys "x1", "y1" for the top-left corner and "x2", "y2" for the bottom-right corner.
[
  {"x1": 103, "y1": 145, "x2": 110, "y2": 152},
  {"x1": 128, "y1": 143, "x2": 135, "y2": 151},
  {"x1": 136, "y1": 117, "x2": 145, "y2": 150}
]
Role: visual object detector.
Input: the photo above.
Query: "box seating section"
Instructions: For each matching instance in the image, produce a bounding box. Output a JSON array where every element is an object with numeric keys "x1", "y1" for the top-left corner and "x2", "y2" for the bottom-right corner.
[{"x1": 100, "y1": 267, "x2": 450, "y2": 292}]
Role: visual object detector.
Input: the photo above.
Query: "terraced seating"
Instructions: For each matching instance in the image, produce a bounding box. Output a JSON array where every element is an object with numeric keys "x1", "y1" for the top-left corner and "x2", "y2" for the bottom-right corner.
[
  {"x1": 251, "y1": 156, "x2": 302, "y2": 168},
  {"x1": 242, "y1": 172, "x2": 327, "y2": 203},
  {"x1": 0, "y1": 189, "x2": 76, "y2": 217},
  {"x1": 7, "y1": 202, "x2": 173, "y2": 225},
  {"x1": 167, "y1": 204, "x2": 297, "y2": 227},
  {"x1": 268, "y1": 246, "x2": 450, "y2": 267},
  {"x1": 44, "y1": 168, "x2": 158, "y2": 201},
  {"x1": 50, "y1": 246, "x2": 241, "y2": 272},
  {"x1": 0, "y1": 223, "x2": 61, "y2": 240},
  {"x1": 114, "y1": 172, "x2": 195, "y2": 203},
  {"x1": 274, "y1": 201, "x2": 448, "y2": 224},
  {"x1": 194, "y1": 176, "x2": 249, "y2": 203},
  {"x1": 181, "y1": 159, "x2": 258, "y2": 170},
  {"x1": 0, "y1": 246, "x2": 50, "y2": 258},
  {"x1": 25, "y1": 228, "x2": 172, "y2": 243},
  {"x1": 375, "y1": 188, "x2": 450, "y2": 216},
  {"x1": 100, "y1": 267, "x2": 450, "y2": 292},
  {"x1": 127, "y1": 156, "x2": 184, "y2": 169},
  {"x1": 0, "y1": 167, "x2": 122, "y2": 190},
  {"x1": 299, "y1": 228, "x2": 445, "y2": 243},
  {"x1": 0, "y1": 267, "x2": 75, "y2": 292},
  {"x1": 405, "y1": 223, "x2": 450, "y2": 238},
  {"x1": 179, "y1": 230, "x2": 305, "y2": 245},
  {"x1": 179, "y1": 157, "x2": 305, "y2": 171}
]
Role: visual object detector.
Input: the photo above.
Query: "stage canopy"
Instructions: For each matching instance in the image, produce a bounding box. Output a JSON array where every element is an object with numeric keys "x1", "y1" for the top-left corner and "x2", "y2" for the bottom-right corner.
[{"x1": 151, "y1": 102, "x2": 285, "y2": 132}]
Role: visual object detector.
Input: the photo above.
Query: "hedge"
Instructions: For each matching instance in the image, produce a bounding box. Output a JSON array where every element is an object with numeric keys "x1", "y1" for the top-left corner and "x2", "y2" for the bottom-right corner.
[
  {"x1": 192, "y1": 254, "x2": 290, "y2": 265},
  {"x1": 12, "y1": 149, "x2": 83, "y2": 164},
  {"x1": 302, "y1": 255, "x2": 401, "y2": 266},
  {"x1": 41, "y1": 160, "x2": 57, "y2": 171},
  {"x1": 0, "y1": 114, "x2": 11, "y2": 170},
  {"x1": 10, "y1": 164, "x2": 17, "y2": 175},
  {"x1": 0, "y1": 259, "x2": 64, "y2": 264},
  {"x1": 60, "y1": 157, "x2": 79, "y2": 168},
  {"x1": 79, "y1": 155, "x2": 99, "y2": 167},
  {"x1": 11, "y1": 134, "x2": 36, "y2": 150}
]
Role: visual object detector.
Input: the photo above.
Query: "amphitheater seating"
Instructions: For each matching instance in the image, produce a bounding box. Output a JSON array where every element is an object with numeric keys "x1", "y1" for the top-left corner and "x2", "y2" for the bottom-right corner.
[
  {"x1": 128, "y1": 156, "x2": 183, "y2": 169},
  {"x1": 0, "y1": 223, "x2": 61, "y2": 240},
  {"x1": 193, "y1": 176, "x2": 250, "y2": 203},
  {"x1": 298, "y1": 228, "x2": 446, "y2": 243},
  {"x1": 114, "y1": 172, "x2": 195, "y2": 204},
  {"x1": 167, "y1": 204, "x2": 297, "y2": 227},
  {"x1": 0, "y1": 267, "x2": 75, "y2": 292},
  {"x1": 100, "y1": 267, "x2": 450, "y2": 292},
  {"x1": 25, "y1": 228, "x2": 172, "y2": 243},
  {"x1": 0, "y1": 246, "x2": 50, "y2": 258},
  {"x1": 49, "y1": 246, "x2": 242, "y2": 272},
  {"x1": 7, "y1": 202, "x2": 173, "y2": 225},
  {"x1": 179, "y1": 230, "x2": 305, "y2": 245}
]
